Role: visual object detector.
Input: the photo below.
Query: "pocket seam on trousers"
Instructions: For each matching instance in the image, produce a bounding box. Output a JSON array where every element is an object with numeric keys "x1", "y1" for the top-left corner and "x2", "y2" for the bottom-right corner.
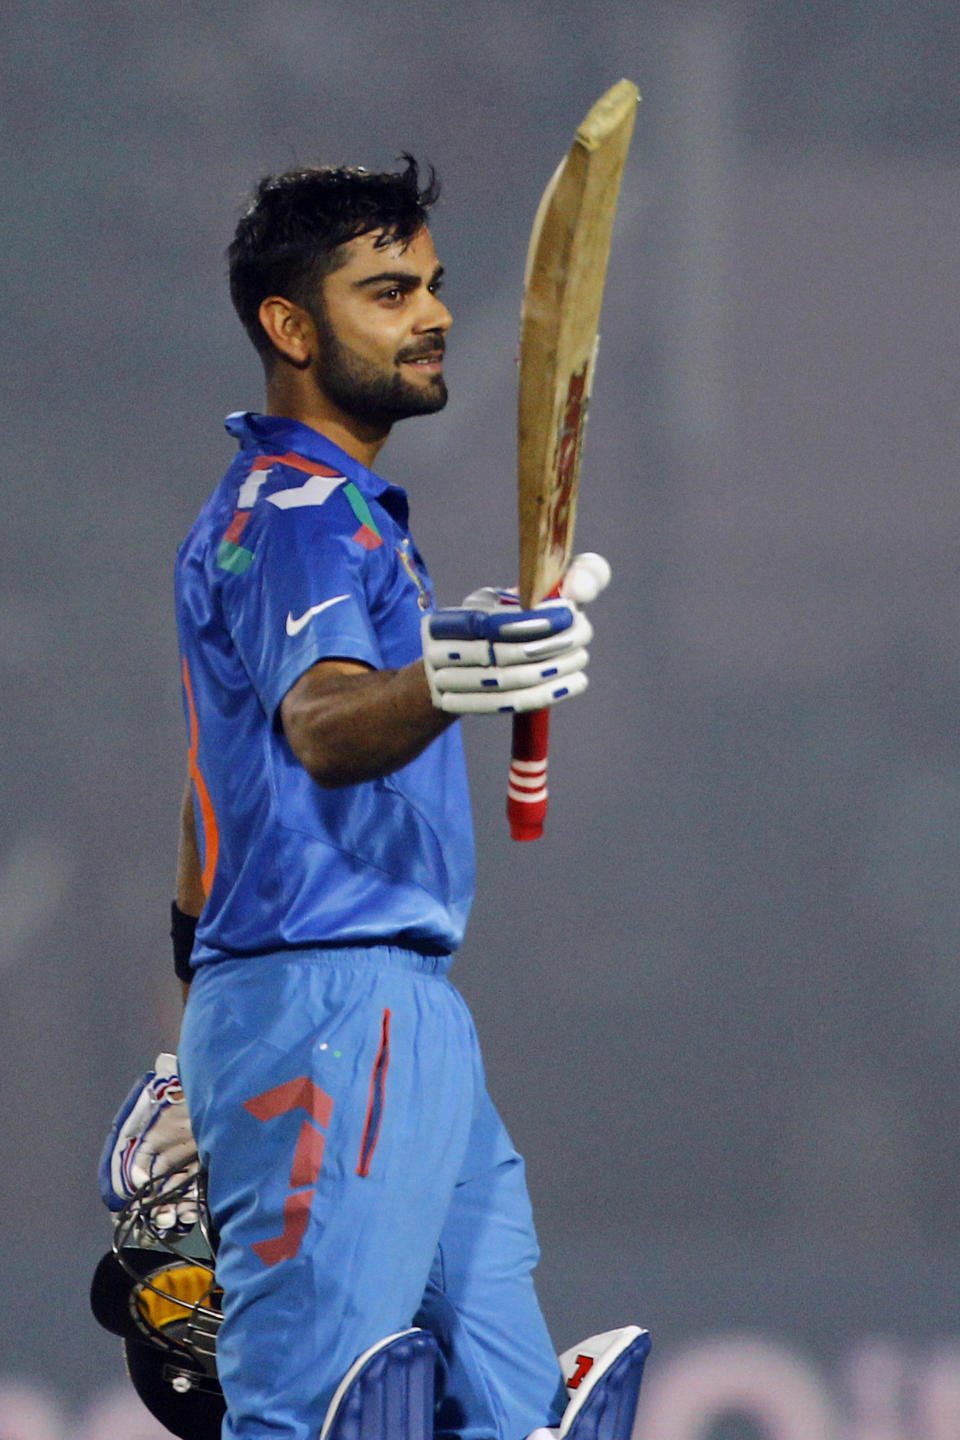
[{"x1": 357, "y1": 1007, "x2": 391, "y2": 1177}]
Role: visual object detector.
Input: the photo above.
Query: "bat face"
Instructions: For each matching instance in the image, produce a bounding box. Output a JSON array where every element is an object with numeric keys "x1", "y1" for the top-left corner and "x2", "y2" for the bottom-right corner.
[
  {"x1": 508, "y1": 79, "x2": 639, "y2": 842},
  {"x1": 540, "y1": 353, "x2": 594, "y2": 586},
  {"x1": 516, "y1": 79, "x2": 638, "y2": 607}
]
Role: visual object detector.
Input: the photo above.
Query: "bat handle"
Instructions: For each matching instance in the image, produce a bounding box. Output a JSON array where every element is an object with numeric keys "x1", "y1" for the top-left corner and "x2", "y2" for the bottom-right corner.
[{"x1": 507, "y1": 709, "x2": 551, "y2": 841}]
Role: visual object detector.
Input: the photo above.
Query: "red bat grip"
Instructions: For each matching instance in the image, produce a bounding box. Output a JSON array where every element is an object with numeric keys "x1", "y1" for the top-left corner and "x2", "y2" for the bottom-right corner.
[{"x1": 507, "y1": 708, "x2": 551, "y2": 841}]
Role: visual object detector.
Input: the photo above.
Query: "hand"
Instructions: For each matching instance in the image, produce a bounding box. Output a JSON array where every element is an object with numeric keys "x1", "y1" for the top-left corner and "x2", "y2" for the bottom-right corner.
[
  {"x1": 421, "y1": 553, "x2": 609, "y2": 715},
  {"x1": 99, "y1": 1052, "x2": 200, "y2": 1234}
]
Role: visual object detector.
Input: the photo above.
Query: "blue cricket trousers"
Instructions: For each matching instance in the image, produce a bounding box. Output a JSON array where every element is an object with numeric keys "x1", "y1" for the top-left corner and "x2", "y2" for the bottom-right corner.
[{"x1": 178, "y1": 947, "x2": 566, "y2": 1440}]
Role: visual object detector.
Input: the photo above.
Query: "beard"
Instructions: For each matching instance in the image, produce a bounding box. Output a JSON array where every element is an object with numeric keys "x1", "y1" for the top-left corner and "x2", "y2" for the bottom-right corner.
[{"x1": 311, "y1": 306, "x2": 448, "y2": 430}]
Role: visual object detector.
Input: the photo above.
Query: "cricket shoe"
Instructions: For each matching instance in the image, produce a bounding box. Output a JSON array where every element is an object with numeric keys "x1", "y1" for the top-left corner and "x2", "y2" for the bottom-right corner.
[{"x1": 527, "y1": 1326, "x2": 652, "y2": 1440}]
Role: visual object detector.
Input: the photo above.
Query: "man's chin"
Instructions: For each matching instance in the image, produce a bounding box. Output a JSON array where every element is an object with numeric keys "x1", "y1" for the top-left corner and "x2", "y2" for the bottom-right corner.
[
  {"x1": 333, "y1": 374, "x2": 448, "y2": 429},
  {"x1": 395, "y1": 377, "x2": 448, "y2": 417}
]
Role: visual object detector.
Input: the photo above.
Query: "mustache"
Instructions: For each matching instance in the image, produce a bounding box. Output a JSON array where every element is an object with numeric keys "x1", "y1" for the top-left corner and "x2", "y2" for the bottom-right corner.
[{"x1": 395, "y1": 336, "x2": 446, "y2": 363}]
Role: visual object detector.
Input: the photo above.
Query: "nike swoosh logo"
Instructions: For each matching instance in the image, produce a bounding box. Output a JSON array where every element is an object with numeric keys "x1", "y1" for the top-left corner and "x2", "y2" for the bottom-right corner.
[{"x1": 285, "y1": 594, "x2": 350, "y2": 637}]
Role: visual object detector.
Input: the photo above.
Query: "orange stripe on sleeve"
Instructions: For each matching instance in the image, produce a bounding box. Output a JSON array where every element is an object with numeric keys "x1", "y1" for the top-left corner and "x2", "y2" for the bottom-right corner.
[
  {"x1": 181, "y1": 655, "x2": 219, "y2": 897},
  {"x1": 251, "y1": 451, "x2": 341, "y2": 477}
]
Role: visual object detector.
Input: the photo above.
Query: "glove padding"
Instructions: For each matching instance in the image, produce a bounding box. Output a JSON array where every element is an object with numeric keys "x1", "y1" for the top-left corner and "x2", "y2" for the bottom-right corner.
[
  {"x1": 422, "y1": 597, "x2": 592, "y2": 715},
  {"x1": 99, "y1": 1052, "x2": 199, "y2": 1235},
  {"x1": 422, "y1": 553, "x2": 609, "y2": 716}
]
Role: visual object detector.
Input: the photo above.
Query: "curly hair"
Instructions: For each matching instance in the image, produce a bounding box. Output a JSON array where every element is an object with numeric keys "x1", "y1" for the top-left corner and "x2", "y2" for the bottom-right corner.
[{"x1": 227, "y1": 155, "x2": 440, "y2": 361}]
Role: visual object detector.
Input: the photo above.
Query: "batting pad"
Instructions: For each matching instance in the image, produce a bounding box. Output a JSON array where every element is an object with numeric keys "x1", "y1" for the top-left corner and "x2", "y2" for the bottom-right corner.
[
  {"x1": 319, "y1": 1327, "x2": 438, "y2": 1440},
  {"x1": 558, "y1": 1326, "x2": 651, "y2": 1440}
]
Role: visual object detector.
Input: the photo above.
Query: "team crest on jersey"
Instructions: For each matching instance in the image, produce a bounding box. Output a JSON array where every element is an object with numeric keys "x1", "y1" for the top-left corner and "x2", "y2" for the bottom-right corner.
[{"x1": 396, "y1": 540, "x2": 431, "y2": 610}]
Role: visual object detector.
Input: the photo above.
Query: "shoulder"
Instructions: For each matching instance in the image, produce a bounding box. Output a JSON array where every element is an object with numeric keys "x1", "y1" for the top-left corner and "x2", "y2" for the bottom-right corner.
[
  {"x1": 177, "y1": 437, "x2": 404, "y2": 598},
  {"x1": 240, "y1": 453, "x2": 405, "y2": 568},
  {"x1": 181, "y1": 455, "x2": 351, "y2": 572},
  {"x1": 242, "y1": 452, "x2": 347, "y2": 510}
]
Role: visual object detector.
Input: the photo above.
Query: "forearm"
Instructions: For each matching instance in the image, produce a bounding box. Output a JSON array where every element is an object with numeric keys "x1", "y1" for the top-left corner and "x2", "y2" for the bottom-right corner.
[
  {"x1": 177, "y1": 781, "x2": 206, "y2": 916},
  {"x1": 281, "y1": 658, "x2": 455, "y2": 788},
  {"x1": 176, "y1": 780, "x2": 204, "y2": 1002}
]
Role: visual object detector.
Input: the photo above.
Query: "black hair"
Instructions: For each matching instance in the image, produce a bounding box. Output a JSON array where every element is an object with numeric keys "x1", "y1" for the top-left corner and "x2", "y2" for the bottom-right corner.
[{"x1": 227, "y1": 155, "x2": 440, "y2": 361}]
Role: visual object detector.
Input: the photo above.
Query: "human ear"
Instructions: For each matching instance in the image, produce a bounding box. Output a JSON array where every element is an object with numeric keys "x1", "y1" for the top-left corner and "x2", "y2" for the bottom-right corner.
[{"x1": 258, "y1": 296, "x2": 316, "y2": 367}]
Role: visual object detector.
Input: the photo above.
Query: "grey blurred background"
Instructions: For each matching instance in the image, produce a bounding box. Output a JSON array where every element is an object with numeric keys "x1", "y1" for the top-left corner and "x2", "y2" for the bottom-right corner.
[{"x1": 2, "y1": 2, "x2": 959, "y2": 1436}]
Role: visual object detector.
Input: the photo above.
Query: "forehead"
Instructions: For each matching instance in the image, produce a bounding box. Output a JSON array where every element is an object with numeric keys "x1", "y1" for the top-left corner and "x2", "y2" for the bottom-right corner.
[{"x1": 331, "y1": 226, "x2": 440, "y2": 282}]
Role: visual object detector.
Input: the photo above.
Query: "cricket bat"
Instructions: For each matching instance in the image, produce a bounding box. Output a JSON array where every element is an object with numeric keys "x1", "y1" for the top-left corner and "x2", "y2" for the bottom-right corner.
[{"x1": 507, "y1": 79, "x2": 639, "y2": 841}]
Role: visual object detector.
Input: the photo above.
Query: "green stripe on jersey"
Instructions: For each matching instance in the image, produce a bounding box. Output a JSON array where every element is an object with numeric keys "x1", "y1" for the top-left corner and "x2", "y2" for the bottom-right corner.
[
  {"x1": 217, "y1": 540, "x2": 255, "y2": 574},
  {"x1": 343, "y1": 483, "x2": 382, "y2": 540}
]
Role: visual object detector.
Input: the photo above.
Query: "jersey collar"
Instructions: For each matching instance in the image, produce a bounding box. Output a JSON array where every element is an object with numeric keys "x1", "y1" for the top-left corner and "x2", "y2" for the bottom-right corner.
[{"x1": 224, "y1": 411, "x2": 410, "y2": 526}]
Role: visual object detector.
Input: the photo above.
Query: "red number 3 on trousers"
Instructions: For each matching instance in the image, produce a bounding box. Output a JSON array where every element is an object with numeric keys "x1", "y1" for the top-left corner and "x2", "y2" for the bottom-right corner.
[{"x1": 243, "y1": 1077, "x2": 335, "y2": 1266}]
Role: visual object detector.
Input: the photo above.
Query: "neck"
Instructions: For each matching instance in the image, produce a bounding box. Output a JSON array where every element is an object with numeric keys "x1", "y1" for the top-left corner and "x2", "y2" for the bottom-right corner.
[{"x1": 263, "y1": 369, "x2": 390, "y2": 469}]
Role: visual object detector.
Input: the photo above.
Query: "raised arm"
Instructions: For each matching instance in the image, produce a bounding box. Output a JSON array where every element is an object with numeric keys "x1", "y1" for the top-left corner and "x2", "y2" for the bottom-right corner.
[
  {"x1": 279, "y1": 658, "x2": 454, "y2": 788},
  {"x1": 280, "y1": 581, "x2": 603, "y2": 790}
]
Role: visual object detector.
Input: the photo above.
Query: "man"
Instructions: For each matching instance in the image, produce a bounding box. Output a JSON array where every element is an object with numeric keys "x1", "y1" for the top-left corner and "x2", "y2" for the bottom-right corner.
[{"x1": 102, "y1": 159, "x2": 641, "y2": 1440}]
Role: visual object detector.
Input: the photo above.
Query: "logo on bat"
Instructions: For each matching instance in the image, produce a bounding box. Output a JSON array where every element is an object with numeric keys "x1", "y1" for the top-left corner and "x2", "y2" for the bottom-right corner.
[{"x1": 547, "y1": 361, "x2": 590, "y2": 559}]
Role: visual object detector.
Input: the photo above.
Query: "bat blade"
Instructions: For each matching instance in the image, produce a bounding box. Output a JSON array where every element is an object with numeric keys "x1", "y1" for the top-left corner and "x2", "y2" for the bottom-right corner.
[
  {"x1": 517, "y1": 78, "x2": 639, "y2": 609},
  {"x1": 508, "y1": 79, "x2": 639, "y2": 841}
]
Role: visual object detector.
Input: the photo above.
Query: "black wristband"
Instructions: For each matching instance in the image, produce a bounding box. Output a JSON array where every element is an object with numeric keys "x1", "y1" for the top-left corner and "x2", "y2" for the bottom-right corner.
[{"x1": 171, "y1": 901, "x2": 198, "y2": 982}]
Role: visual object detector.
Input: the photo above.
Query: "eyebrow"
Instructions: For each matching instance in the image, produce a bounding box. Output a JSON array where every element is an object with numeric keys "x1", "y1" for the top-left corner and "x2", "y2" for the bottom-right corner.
[{"x1": 353, "y1": 265, "x2": 445, "y2": 291}]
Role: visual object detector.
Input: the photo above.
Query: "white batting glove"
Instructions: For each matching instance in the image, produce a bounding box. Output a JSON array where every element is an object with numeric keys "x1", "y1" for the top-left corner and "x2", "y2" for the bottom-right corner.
[
  {"x1": 421, "y1": 554, "x2": 610, "y2": 716},
  {"x1": 99, "y1": 1052, "x2": 200, "y2": 1235}
]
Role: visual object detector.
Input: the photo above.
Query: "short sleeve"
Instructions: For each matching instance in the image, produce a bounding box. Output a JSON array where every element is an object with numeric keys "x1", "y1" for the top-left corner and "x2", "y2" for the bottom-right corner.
[{"x1": 217, "y1": 496, "x2": 383, "y2": 719}]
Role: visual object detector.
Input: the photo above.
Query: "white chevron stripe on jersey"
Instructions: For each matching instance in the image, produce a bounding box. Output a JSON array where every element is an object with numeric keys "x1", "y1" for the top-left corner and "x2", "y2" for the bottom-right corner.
[{"x1": 267, "y1": 474, "x2": 346, "y2": 510}]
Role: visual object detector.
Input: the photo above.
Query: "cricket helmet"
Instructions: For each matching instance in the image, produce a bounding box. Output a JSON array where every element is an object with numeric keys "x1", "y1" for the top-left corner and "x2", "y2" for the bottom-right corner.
[{"x1": 90, "y1": 1172, "x2": 225, "y2": 1440}]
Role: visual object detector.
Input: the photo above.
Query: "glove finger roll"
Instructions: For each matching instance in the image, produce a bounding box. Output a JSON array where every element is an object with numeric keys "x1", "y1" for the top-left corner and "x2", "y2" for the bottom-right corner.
[
  {"x1": 431, "y1": 647, "x2": 588, "y2": 695},
  {"x1": 438, "y1": 669, "x2": 589, "y2": 715},
  {"x1": 423, "y1": 612, "x2": 592, "y2": 670},
  {"x1": 491, "y1": 611, "x2": 592, "y2": 665}
]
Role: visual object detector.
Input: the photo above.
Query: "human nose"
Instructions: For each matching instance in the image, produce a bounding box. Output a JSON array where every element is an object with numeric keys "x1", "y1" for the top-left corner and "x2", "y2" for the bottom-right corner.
[{"x1": 415, "y1": 291, "x2": 452, "y2": 334}]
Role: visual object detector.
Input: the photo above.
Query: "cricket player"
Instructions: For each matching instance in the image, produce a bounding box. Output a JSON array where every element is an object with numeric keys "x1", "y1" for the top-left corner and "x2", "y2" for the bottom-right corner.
[{"x1": 101, "y1": 158, "x2": 647, "y2": 1440}]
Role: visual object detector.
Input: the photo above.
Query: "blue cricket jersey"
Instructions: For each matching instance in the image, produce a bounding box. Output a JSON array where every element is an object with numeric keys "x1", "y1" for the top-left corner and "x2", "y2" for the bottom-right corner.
[{"x1": 175, "y1": 411, "x2": 475, "y2": 964}]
